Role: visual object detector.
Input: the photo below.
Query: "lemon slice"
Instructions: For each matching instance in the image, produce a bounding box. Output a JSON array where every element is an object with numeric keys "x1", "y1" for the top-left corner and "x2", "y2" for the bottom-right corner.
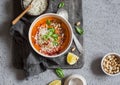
[
  {"x1": 67, "y1": 52, "x2": 79, "y2": 65},
  {"x1": 49, "y1": 80, "x2": 61, "y2": 85}
]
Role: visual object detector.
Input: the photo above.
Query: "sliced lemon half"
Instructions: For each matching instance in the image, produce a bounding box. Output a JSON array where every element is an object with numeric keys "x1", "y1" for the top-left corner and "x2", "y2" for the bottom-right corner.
[
  {"x1": 49, "y1": 80, "x2": 61, "y2": 85},
  {"x1": 67, "y1": 52, "x2": 79, "y2": 65}
]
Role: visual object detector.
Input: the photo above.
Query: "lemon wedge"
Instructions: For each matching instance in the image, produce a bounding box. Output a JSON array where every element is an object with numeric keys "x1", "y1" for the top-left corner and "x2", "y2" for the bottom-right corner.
[
  {"x1": 67, "y1": 52, "x2": 79, "y2": 65},
  {"x1": 49, "y1": 80, "x2": 61, "y2": 85}
]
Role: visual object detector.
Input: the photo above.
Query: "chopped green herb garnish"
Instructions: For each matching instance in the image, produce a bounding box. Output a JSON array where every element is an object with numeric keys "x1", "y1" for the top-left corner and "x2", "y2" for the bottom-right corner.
[
  {"x1": 53, "y1": 41, "x2": 58, "y2": 46},
  {"x1": 75, "y1": 26, "x2": 84, "y2": 35},
  {"x1": 42, "y1": 35, "x2": 48, "y2": 40},
  {"x1": 48, "y1": 31, "x2": 53, "y2": 36},
  {"x1": 58, "y1": 2, "x2": 65, "y2": 8},
  {"x1": 52, "y1": 34, "x2": 58, "y2": 41},
  {"x1": 52, "y1": 34, "x2": 58, "y2": 38},
  {"x1": 54, "y1": 37, "x2": 58, "y2": 41},
  {"x1": 46, "y1": 19, "x2": 51, "y2": 25},
  {"x1": 48, "y1": 28, "x2": 55, "y2": 33}
]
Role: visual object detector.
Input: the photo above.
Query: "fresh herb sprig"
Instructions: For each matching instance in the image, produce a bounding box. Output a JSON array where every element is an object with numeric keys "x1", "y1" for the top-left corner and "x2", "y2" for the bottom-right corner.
[
  {"x1": 58, "y1": 2, "x2": 65, "y2": 8},
  {"x1": 75, "y1": 26, "x2": 84, "y2": 35},
  {"x1": 55, "y1": 68, "x2": 64, "y2": 78}
]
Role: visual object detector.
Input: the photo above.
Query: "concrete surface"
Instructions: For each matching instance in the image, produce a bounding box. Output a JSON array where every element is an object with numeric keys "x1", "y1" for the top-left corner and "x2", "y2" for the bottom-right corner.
[{"x1": 0, "y1": 0, "x2": 120, "y2": 85}]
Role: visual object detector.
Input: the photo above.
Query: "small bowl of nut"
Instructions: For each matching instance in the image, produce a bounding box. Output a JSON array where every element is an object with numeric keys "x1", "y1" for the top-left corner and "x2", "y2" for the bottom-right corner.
[{"x1": 101, "y1": 53, "x2": 120, "y2": 76}]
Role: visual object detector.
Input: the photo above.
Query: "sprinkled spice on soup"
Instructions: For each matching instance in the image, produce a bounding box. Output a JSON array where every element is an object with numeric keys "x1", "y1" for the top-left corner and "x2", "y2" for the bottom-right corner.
[{"x1": 31, "y1": 17, "x2": 67, "y2": 56}]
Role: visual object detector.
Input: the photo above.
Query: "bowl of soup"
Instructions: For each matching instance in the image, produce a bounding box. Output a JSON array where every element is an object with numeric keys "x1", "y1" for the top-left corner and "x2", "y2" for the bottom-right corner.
[{"x1": 29, "y1": 13, "x2": 73, "y2": 58}]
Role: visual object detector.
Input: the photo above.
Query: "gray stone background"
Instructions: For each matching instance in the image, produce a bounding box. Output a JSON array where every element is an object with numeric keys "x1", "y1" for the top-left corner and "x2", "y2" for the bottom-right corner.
[{"x1": 0, "y1": 0, "x2": 120, "y2": 85}]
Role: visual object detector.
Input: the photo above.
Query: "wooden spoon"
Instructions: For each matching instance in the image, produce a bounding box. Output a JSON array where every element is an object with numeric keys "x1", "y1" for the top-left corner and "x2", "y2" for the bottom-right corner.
[{"x1": 12, "y1": 4, "x2": 32, "y2": 25}]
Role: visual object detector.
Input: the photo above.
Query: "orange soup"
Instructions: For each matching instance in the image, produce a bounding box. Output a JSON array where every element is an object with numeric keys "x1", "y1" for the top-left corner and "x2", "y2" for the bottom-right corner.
[{"x1": 31, "y1": 16, "x2": 70, "y2": 56}]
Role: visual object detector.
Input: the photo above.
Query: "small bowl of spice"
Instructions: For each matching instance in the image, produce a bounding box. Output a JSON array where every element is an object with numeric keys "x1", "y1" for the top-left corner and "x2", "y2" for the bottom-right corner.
[
  {"x1": 101, "y1": 53, "x2": 120, "y2": 76},
  {"x1": 21, "y1": 0, "x2": 48, "y2": 16}
]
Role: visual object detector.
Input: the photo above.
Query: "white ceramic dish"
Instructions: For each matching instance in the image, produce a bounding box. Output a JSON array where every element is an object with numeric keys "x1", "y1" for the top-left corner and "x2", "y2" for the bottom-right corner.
[
  {"x1": 101, "y1": 53, "x2": 120, "y2": 76},
  {"x1": 29, "y1": 13, "x2": 73, "y2": 58},
  {"x1": 64, "y1": 74, "x2": 87, "y2": 85}
]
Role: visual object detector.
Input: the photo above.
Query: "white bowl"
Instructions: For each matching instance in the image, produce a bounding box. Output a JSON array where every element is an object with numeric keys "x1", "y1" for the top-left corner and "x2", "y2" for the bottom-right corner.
[
  {"x1": 101, "y1": 53, "x2": 120, "y2": 76},
  {"x1": 64, "y1": 74, "x2": 87, "y2": 85},
  {"x1": 29, "y1": 13, "x2": 73, "y2": 58}
]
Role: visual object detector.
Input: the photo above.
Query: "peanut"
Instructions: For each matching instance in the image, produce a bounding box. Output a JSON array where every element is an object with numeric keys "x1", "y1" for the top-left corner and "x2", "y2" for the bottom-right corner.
[{"x1": 76, "y1": 21, "x2": 81, "y2": 26}]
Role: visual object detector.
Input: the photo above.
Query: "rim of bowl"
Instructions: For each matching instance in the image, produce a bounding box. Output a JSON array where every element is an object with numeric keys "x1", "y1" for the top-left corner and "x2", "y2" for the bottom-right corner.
[
  {"x1": 21, "y1": 0, "x2": 49, "y2": 17},
  {"x1": 64, "y1": 74, "x2": 87, "y2": 85},
  {"x1": 29, "y1": 13, "x2": 73, "y2": 58},
  {"x1": 101, "y1": 52, "x2": 120, "y2": 76}
]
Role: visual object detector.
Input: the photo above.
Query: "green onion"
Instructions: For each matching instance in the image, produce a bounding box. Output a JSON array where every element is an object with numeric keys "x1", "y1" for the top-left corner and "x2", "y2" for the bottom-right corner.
[
  {"x1": 46, "y1": 19, "x2": 51, "y2": 25},
  {"x1": 58, "y1": 2, "x2": 65, "y2": 8},
  {"x1": 75, "y1": 26, "x2": 84, "y2": 35}
]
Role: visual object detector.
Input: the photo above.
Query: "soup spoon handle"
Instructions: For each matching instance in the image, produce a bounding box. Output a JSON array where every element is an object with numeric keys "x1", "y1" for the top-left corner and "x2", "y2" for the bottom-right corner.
[
  {"x1": 57, "y1": 8, "x2": 83, "y2": 54},
  {"x1": 73, "y1": 33, "x2": 83, "y2": 54}
]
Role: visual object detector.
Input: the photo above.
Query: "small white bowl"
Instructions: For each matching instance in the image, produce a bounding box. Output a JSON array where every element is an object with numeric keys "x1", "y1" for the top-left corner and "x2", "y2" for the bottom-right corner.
[
  {"x1": 64, "y1": 74, "x2": 87, "y2": 85},
  {"x1": 101, "y1": 53, "x2": 120, "y2": 76}
]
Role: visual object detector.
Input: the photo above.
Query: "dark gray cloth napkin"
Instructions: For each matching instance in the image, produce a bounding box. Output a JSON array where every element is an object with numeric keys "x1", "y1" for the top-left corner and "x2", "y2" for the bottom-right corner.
[{"x1": 10, "y1": 18, "x2": 59, "y2": 77}]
